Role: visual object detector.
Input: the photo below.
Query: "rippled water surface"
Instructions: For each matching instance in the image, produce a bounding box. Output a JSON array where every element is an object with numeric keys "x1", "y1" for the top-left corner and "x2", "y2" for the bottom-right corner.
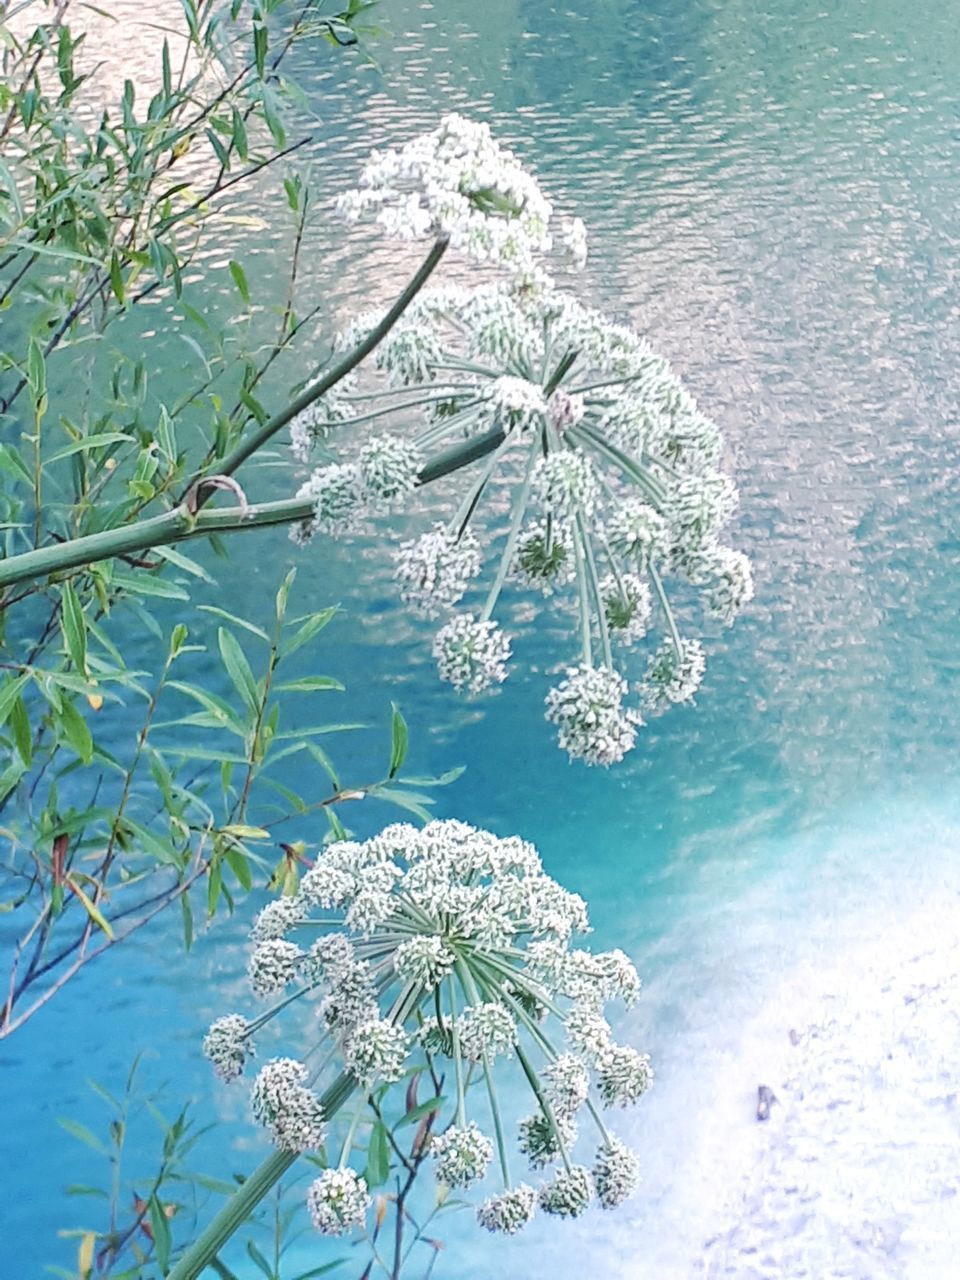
[{"x1": 3, "y1": 1, "x2": 960, "y2": 1276}]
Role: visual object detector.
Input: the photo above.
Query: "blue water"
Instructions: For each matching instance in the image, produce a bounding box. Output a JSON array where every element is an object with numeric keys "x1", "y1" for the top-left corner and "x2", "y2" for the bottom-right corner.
[{"x1": 3, "y1": 0, "x2": 960, "y2": 1276}]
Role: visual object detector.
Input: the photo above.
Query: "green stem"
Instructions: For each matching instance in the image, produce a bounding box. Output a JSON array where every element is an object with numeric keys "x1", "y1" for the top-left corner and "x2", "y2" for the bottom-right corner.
[
  {"x1": 455, "y1": 959, "x2": 510, "y2": 1188},
  {"x1": 448, "y1": 974, "x2": 466, "y2": 1127},
  {"x1": 479, "y1": 440, "x2": 538, "y2": 623},
  {"x1": 649, "y1": 565, "x2": 683, "y2": 659},
  {"x1": 417, "y1": 426, "x2": 504, "y2": 485},
  {"x1": 167, "y1": 1071, "x2": 356, "y2": 1280},
  {"x1": 0, "y1": 498, "x2": 314, "y2": 589},
  {"x1": 575, "y1": 513, "x2": 612, "y2": 670},
  {"x1": 196, "y1": 236, "x2": 449, "y2": 487},
  {"x1": 339, "y1": 1096, "x2": 366, "y2": 1169},
  {"x1": 515, "y1": 1043, "x2": 571, "y2": 1175},
  {"x1": 0, "y1": 423, "x2": 515, "y2": 592},
  {"x1": 448, "y1": 444, "x2": 503, "y2": 539},
  {"x1": 572, "y1": 524, "x2": 593, "y2": 668}
]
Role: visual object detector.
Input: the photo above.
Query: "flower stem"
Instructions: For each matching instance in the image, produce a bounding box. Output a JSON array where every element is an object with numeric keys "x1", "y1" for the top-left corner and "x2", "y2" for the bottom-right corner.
[
  {"x1": 479, "y1": 440, "x2": 538, "y2": 623},
  {"x1": 455, "y1": 958, "x2": 511, "y2": 1188},
  {"x1": 203, "y1": 236, "x2": 450, "y2": 485},
  {"x1": 575, "y1": 514, "x2": 612, "y2": 670},
  {"x1": 447, "y1": 975, "x2": 466, "y2": 1127},
  {"x1": 167, "y1": 1071, "x2": 357, "y2": 1280},
  {"x1": 569, "y1": 422, "x2": 666, "y2": 505},
  {"x1": 649, "y1": 565, "x2": 683, "y2": 659},
  {"x1": 572, "y1": 524, "x2": 593, "y2": 668}
]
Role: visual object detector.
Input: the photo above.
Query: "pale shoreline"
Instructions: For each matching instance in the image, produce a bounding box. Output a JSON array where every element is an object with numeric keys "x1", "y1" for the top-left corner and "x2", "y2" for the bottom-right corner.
[{"x1": 697, "y1": 908, "x2": 960, "y2": 1278}]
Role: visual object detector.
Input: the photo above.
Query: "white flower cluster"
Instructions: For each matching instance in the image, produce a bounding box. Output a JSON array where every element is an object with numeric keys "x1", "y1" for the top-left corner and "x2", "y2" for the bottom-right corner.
[
  {"x1": 532, "y1": 450, "x2": 599, "y2": 520},
  {"x1": 394, "y1": 524, "x2": 482, "y2": 616},
  {"x1": 514, "y1": 520, "x2": 575, "y2": 591},
  {"x1": 251, "y1": 1058, "x2": 326, "y2": 1152},
  {"x1": 489, "y1": 375, "x2": 548, "y2": 430},
  {"x1": 292, "y1": 435, "x2": 422, "y2": 544},
  {"x1": 307, "y1": 1168, "x2": 371, "y2": 1235},
  {"x1": 643, "y1": 637, "x2": 706, "y2": 713},
  {"x1": 433, "y1": 613, "x2": 511, "y2": 693},
  {"x1": 292, "y1": 121, "x2": 753, "y2": 765},
  {"x1": 431, "y1": 1121, "x2": 493, "y2": 1187},
  {"x1": 545, "y1": 664, "x2": 640, "y2": 766},
  {"x1": 336, "y1": 113, "x2": 559, "y2": 273},
  {"x1": 204, "y1": 819, "x2": 649, "y2": 1240},
  {"x1": 202, "y1": 1014, "x2": 253, "y2": 1082},
  {"x1": 602, "y1": 572, "x2": 653, "y2": 645}
]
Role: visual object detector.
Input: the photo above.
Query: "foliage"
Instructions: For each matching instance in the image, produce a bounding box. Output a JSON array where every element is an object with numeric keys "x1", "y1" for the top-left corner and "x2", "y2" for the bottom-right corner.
[
  {"x1": 0, "y1": 0, "x2": 464, "y2": 1038},
  {"x1": 52, "y1": 1057, "x2": 208, "y2": 1280},
  {"x1": 56, "y1": 1051, "x2": 459, "y2": 1280},
  {"x1": 0, "y1": 561, "x2": 455, "y2": 1037}
]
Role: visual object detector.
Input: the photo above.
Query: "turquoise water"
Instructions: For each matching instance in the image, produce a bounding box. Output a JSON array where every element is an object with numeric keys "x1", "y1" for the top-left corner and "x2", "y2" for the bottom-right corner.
[{"x1": 3, "y1": 0, "x2": 960, "y2": 1275}]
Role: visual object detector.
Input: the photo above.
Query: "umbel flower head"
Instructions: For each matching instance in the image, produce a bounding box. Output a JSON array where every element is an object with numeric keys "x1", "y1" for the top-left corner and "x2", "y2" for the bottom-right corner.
[
  {"x1": 336, "y1": 113, "x2": 559, "y2": 272},
  {"x1": 289, "y1": 115, "x2": 753, "y2": 765},
  {"x1": 204, "y1": 819, "x2": 650, "y2": 1240}
]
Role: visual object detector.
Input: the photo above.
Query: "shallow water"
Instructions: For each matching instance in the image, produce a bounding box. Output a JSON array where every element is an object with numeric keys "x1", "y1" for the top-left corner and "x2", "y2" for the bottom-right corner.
[{"x1": 3, "y1": 0, "x2": 960, "y2": 1276}]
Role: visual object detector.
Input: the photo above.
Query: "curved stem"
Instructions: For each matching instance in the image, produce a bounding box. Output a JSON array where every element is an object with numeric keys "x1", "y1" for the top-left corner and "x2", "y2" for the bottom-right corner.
[{"x1": 192, "y1": 235, "x2": 450, "y2": 490}]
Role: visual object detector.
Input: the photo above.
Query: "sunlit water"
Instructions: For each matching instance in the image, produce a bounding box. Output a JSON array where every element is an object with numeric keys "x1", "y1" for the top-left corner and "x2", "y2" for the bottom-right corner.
[{"x1": 3, "y1": 0, "x2": 960, "y2": 1276}]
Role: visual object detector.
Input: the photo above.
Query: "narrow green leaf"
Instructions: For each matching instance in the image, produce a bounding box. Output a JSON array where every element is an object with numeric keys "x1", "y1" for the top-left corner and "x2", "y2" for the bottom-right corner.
[
  {"x1": 58, "y1": 699, "x2": 93, "y2": 763},
  {"x1": 279, "y1": 607, "x2": 338, "y2": 660},
  {"x1": 395, "y1": 1095, "x2": 446, "y2": 1127},
  {"x1": 197, "y1": 606, "x2": 269, "y2": 641},
  {"x1": 253, "y1": 22, "x2": 267, "y2": 77},
  {"x1": 168, "y1": 681, "x2": 246, "y2": 735},
  {"x1": 364, "y1": 1120, "x2": 391, "y2": 1188},
  {"x1": 45, "y1": 431, "x2": 135, "y2": 464},
  {"x1": 60, "y1": 581, "x2": 87, "y2": 676},
  {"x1": 109, "y1": 251, "x2": 125, "y2": 303},
  {"x1": 397, "y1": 767, "x2": 466, "y2": 788},
  {"x1": 0, "y1": 443, "x2": 33, "y2": 487},
  {"x1": 154, "y1": 545, "x2": 215, "y2": 582},
  {"x1": 218, "y1": 628, "x2": 259, "y2": 713},
  {"x1": 27, "y1": 336, "x2": 46, "y2": 410},
  {"x1": 68, "y1": 880, "x2": 114, "y2": 938},
  {"x1": 369, "y1": 786, "x2": 433, "y2": 822},
  {"x1": 224, "y1": 846, "x2": 253, "y2": 892},
  {"x1": 228, "y1": 260, "x2": 250, "y2": 304},
  {"x1": 149, "y1": 1195, "x2": 172, "y2": 1271},
  {"x1": 245, "y1": 1241, "x2": 273, "y2": 1280},
  {"x1": 274, "y1": 676, "x2": 344, "y2": 694},
  {"x1": 207, "y1": 860, "x2": 222, "y2": 918},
  {"x1": 181, "y1": 892, "x2": 194, "y2": 951},
  {"x1": 388, "y1": 702, "x2": 408, "y2": 779},
  {"x1": 0, "y1": 674, "x2": 29, "y2": 728},
  {"x1": 275, "y1": 567, "x2": 295, "y2": 623},
  {"x1": 10, "y1": 696, "x2": 32, "y2": 766},
  {"x1": 109, "y1": 573, "x2": 189, "y2": 600},
  {"x1": 57, "y1": 1118, "x2": 109, "y2": 1154}
]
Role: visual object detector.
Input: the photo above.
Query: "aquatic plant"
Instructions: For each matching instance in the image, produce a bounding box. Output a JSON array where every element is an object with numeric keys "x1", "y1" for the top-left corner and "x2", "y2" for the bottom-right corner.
[{"x1": 179, "y1": 818, "x2": 649, "y2": 1276}]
